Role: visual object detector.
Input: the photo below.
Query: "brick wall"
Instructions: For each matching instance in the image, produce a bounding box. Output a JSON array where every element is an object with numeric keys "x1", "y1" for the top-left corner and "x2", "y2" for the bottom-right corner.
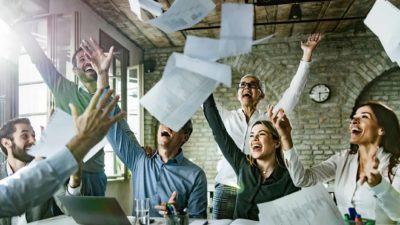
[{"x1": 142, "y1": 32, "x2": 398, "y2": 183}]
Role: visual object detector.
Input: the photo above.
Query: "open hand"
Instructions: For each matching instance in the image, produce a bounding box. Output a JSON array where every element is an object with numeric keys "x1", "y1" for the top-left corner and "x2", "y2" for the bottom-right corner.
[
  {"x1": 359, "y1": 152, "x2": 382, "y2": 187},
  {"x1": 301, "y1": 33, "x2": 321, "y2": 61},
  {"x1": 267, "y1": 105, "x2": 293, "y2": 150}
]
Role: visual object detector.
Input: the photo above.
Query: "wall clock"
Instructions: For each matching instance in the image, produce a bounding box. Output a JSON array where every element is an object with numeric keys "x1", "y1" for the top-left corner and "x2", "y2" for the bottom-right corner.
[{"x1": 309, "y1": 84, "x2": 330, "y2": 103}]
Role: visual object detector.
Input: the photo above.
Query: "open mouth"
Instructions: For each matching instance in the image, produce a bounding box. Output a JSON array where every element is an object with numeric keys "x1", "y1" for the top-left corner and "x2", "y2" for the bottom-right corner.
[
  {"x1": 252, "y1": 144, "x2": 262, "y2": 152},
  {"x1": 161, "y1": 131, "x2": 171, "y2": 137},
  {"x1": 351, "y1": 127, "x2": 362, "y2": 135},
  {"x1": 84, "y1": 66, "x2": 95, "y2": 72},
  {"x1": 242, "y1": 93, "x2": 252, "y2": 98}
]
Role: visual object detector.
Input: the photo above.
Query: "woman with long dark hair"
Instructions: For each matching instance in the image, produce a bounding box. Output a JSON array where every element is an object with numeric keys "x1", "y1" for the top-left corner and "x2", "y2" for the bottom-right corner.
[
  {"x1": 203, "y1": 94, "x2": 299, "y2": 220},
  {"x1": 269, "y1": 101, "x2": 400, "y2": 223}
]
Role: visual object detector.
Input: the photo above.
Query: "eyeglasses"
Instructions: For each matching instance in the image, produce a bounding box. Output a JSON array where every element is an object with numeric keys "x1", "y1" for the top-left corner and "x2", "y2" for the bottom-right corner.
[{"x1": 238, "y1": 81, "x2": 259, "y2": 89}]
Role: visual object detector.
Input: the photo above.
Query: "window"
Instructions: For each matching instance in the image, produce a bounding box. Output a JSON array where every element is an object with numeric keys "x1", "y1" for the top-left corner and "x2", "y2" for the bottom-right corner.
[{"x1": 18, "y1": 18, "x2": 49, "y2": 140}]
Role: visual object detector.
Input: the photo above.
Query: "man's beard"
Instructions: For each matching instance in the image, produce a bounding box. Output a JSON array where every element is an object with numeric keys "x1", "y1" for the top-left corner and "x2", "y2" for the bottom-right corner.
[{"x1": 11, "y1": 144, "x2": 34, "y2": 163}]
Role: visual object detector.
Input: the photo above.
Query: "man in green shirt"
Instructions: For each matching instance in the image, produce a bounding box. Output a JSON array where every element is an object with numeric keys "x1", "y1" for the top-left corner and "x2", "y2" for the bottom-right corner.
[{"x1": 17, "y1": 30, "x2": 113, "y2": 196}]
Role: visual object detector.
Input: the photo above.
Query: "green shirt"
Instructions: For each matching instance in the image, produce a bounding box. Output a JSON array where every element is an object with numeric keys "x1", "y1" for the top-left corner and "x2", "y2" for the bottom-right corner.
[{"x1": 20, "y1": 32, "x2": 104, "y2": 172}]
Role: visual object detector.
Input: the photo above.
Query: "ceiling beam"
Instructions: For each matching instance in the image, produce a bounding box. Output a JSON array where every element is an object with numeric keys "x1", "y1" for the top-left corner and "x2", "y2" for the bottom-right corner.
[
  {"x1": 183, "y1": 16, "x2": 364, "y2": 31},
  {"x1": 255, "y1": 0, "x2": 331, "y2": 6}
]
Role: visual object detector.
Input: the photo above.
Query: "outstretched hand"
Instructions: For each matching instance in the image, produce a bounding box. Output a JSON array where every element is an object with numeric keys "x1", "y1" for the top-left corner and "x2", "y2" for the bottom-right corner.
[
  {"x1": 301, "y1": 33, "x2": 321, "y2": 62},
  {"x1": 67, "y1": 88, "x2": 126, "y2": 161},
  {"x1": 80, "y1": 38, "x2": 114, "y2": 89},
  {"x1": 267, "y1": 105, "x2": 293, "y2": 150},
  {"x1": 359, "y1": 151, "x2": 382, "y2": 187}
]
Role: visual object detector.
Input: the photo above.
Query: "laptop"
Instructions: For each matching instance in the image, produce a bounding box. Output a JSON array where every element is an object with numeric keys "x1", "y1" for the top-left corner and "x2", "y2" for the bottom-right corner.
[{"x1": 59, "y1": 196, "x2": 132, "y2": 225}]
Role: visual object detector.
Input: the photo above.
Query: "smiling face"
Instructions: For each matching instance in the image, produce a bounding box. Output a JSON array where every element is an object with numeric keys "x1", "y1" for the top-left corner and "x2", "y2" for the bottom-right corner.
[
  {"x1": 8, "y1": 123, "x2": 35, "y2": 163},
  {"x1": 157, "y1": 124, "x2": 189, "y2": 151},
  {"x1": 249, "y1": 122, "x2": 280, "y2": 160},
  {"x1": 349, "y1": 105, "x2": 384, "y2": 147},
  {"x1": 237, "y1": 75, "x2": 264, "y2": 108},
  {"x1": 73, "y1": 50, "x2": 97, "y2": 83}
]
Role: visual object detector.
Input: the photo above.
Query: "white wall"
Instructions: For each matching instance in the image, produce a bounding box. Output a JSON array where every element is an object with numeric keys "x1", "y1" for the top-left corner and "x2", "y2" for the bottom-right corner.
[{"x1": 49, "y1": 0, "x2": 142, "y2": 66}]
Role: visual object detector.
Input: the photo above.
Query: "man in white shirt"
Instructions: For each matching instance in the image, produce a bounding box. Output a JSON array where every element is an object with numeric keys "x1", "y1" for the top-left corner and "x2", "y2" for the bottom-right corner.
[
  {"x1": 0, "y1": 88, "x2": 125, "y2": 218},
  {"x1": 212, "y1": 33, "x2": 321, "y2": 219}
]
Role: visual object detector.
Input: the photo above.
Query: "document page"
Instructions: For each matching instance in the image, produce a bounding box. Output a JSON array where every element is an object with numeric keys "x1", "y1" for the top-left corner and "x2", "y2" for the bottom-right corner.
[
  {"x1": 140, "y1": 53, "x2": 231, "y2": 131},
  {"x1": 257, "y1": 184, "x2": 344, "y2": 225},
  {"x1": 364, "y1": 0, "x2": 400, "y2": 63},
  {"x1": 28, "y1": 108, "x2": 107, "y2": 162},
  {"x1": 148, "y1": 0, "x2": 215, "y2": 33}
]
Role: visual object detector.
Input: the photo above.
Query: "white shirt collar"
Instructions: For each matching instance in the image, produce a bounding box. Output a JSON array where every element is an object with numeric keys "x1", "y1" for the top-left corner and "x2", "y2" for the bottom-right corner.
[{"x1": 6, "y1": 161, "x2": 14, "y2": 176}]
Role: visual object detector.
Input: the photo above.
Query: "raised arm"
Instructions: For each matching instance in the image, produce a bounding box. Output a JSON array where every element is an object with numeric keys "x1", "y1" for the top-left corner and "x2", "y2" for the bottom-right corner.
[
  {"x1": 274, "y1": 33, "x2": 321, "y2": 115},
  {"x1": 203, "y1": 94, "x2": 247, "y2": 174},
  {"x1": 0, "y1": 89, "x2": 124, "y2": 217},
  {"x1": 267, "y1": 106, "x2": 336, "y2": 187}
]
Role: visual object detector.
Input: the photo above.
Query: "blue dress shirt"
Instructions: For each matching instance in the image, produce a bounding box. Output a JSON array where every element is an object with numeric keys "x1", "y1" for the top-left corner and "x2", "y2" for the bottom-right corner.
[{"x1": 107, "y1": 107, "x2": 207, "y2": 218}]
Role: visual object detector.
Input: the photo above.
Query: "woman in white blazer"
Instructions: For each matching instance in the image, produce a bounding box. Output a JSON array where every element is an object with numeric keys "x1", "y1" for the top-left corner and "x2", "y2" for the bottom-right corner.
[{"x1": 268, "y1": 101, "x2": 400, "y2": 224}]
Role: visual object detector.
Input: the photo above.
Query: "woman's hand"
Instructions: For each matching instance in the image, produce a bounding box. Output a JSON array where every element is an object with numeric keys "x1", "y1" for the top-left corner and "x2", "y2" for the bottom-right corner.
[{"x1": 267, "y1": 105, "x2": 293, "y2": 150}]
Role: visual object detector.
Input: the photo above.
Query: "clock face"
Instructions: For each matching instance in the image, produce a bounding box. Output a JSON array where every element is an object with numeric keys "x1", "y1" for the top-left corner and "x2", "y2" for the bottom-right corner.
[{"x1": 309, "y1": 84, "x2": 330, "y2": 103}]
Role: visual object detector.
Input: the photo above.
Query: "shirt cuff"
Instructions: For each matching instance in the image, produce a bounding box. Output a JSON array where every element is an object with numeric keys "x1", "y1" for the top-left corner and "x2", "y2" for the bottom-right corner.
[
  {"x1": 283, "y1": 148, "x2": 296, "y2": 161},
  {"x1": 368, "y1": 177, "x2": 391, "y2": 198},
  {"x1": 67, "y1": 184, "x2": 82, "y2": 196},
  {"x1": 47, "y1": 147, "x2": 78, "y2": 181}
]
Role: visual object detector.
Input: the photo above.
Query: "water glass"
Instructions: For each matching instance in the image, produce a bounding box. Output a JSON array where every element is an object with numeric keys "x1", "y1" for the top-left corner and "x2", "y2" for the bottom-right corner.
[{"x1": 135, "y1": 198, "x2": 150, "y2": 225}]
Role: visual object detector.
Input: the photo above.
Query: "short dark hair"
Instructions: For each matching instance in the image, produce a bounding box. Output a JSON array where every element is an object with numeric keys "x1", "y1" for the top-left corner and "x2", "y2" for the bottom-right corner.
[
  {"x1": 71, "y1": 47, "x2": 83, "y2": 68},
  {"x1": 0, "y1": 118, "x2": 31, "y2": 155},
  {"x1": 179, "y1": 120, "x2": 193, "y2": 137}
]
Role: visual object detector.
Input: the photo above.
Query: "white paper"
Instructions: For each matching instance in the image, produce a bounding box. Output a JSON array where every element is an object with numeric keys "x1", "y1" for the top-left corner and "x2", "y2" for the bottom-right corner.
[
  {"x1": 139, "y1": 0, "x2": 163, "y2": 17},
  {"x1": 148, "y1": 0, "x2": 215, "y2": 33},
  {"x1": 364, "y1": 0, "x2": 400, "y2": 62},
  {"x1": 140, "y1": 53, "x2": 231, "y2": 131},
  {"x1": 257, "y1": 184, "x2": 344, "y2": 225},
  {"x1": 184, "y1": 36, "x2": 220, "y2": 61},
  {"x1": 252, "y1": 34, "x2": 274, "y2": 45},
  {"x1": 219, "y1": 4, "x2": 253, "y2": 58},
  {"x1": 128, "y1": 0, "x2": 142, "y2": 20},
  {"x1": 28, "y1": 108, "x2": 107, "y2": 162}
]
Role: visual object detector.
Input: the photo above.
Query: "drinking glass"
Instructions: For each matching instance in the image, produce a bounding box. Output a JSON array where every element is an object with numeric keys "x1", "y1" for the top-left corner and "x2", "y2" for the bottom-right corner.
[{"x1": 135, "y1": 198, "x2": 150, "y2": 225}]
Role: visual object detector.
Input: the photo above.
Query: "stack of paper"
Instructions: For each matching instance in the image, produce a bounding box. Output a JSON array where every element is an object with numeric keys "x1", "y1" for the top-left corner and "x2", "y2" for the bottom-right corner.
[{"x1": 364, "y1": 0, "x2": 400, "y2": 66}]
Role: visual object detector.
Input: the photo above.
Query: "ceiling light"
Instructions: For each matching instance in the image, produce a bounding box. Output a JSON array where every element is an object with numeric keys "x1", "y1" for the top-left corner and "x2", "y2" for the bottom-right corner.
[{"x1": 289, "y1": 3, "x2": 302, "y2": 20}]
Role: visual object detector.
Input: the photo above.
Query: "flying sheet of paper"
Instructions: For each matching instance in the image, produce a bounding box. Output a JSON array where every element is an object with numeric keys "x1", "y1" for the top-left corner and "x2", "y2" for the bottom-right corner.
[
  {"x1": 253, "y1": 34, "x2": 275, "y2": 45},
  {"x1": 364, "y1": 0, "x2": 400, "y2": 62},
  {"x1": 28, "y1": 108, "x2": 107, "y2": 162},
  {"x1": 140, "y1": 53, "x2": 231, "y2": 131},
  {"x1": 257, "y1": 184, "x2": 344, "y2": 225},
  {"x1": 129, "y1": 0, "x2": 163, "y2": 21},
  {"x1": 148, "y1": 0, "x2": 215, "y2": 33},
  {"x1": 183, "y1": 36, "x2": 220, "y2": 61},
  {"x1": 128, "y1": 0, "x2": 142, "y2": 20},
  {"x1": 139, "y1": 0, "x2": 163, "y2": 17},
  {"x1": 219, "y1": 3, "x2": 253, "y2": 58}
]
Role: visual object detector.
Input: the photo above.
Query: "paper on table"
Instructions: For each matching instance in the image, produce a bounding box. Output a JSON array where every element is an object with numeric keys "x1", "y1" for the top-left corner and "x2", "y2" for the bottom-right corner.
[
  {"x1": 148, "y1": 0, "x2": 215, "y2": 33},
  {"x1": 364, "y1": 0, "x2": 400, "y2": 62},
  {"x1": 28, "y1": 108, "x2": 107, "y2": 162},
  {"x1": 219, "y1": 3, "x2": 253, "y2": 58},
  {"x1": 140, "y1": 53, "x2": 231, "y2": 131},
  {"x1": 257, "y1": 184, "x2": 344, "y2": 225}
]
